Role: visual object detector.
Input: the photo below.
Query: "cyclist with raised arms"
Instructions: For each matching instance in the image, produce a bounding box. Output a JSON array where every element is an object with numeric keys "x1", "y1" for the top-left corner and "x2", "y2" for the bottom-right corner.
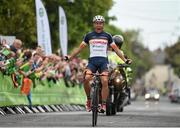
[{"x1": 65, "y1": 15, "x2": 131, "y2": 112}]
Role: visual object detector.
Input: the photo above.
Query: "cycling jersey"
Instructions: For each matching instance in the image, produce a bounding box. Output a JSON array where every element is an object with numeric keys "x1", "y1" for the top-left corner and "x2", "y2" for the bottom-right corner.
[{"x1": 83, "y1": 31, "x2": 113, "y2": 58}]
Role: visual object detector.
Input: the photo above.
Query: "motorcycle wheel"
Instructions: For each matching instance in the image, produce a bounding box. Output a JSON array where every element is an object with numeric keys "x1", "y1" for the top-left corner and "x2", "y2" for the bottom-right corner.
[
  {"x1": 117, "y1": 106, "x2": 124, "y2": 112},
  {"x1": 106, "y1": 97, "x2": 116, "y2": 116}
]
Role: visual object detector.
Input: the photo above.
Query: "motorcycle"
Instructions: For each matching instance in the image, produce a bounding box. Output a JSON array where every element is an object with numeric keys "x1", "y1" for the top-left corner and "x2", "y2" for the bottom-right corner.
[{"x1": 106, "y1": 63, "x2": 131, "y2": 116}]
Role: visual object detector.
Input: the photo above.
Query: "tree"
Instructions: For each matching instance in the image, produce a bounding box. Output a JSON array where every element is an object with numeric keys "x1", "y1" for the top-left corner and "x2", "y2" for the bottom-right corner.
[
  {"x1": 44, "y1": 0, "x2": 114, "y2": 53},
  {"x1": 165, "y1": 37, "x2": 180, "y2": 77},
  {"x1": 0, "y1": 0, "x2": 113, "y2": 51},
  {"x1": 0, "y1": 0, "x2": 36, "y2": 48},
  {"x1": 123, "y1": 30, "x2": 154, "y2": 79},
  {"x1": 0, "y1": 0, "x2": 154, "y2": 82}
]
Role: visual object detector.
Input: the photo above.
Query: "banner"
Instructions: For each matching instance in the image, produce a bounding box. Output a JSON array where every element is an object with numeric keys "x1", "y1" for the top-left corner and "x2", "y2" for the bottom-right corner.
[
  {"x1": 0, "y1": 36, "x2": 16, "y2": 46},
  {"x1": 0, "y1": 73, "x2": 86, "y2": 107},
  {"x1": 35, "y1": 0, "x2": 52, "y2": 55},
  {"x1": 59, "y1": 6, "x2": 68, "y2": 56}
]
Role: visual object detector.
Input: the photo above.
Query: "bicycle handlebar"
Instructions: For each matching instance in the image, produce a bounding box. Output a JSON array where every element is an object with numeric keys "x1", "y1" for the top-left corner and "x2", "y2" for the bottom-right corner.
[
  {"x1": 117, "y1": 63, "x2": 130, "y2": 68},
  {"x1": 64, "y1": 56, "x2": 69, "y2": 61},
  {"x1": 85, "y1": 72, "x2": 108, "y2": 77}
]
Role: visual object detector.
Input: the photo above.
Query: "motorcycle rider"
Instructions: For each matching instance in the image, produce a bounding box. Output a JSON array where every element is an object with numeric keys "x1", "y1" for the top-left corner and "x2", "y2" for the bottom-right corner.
[
  {"x1": 108, "y1": 35, "x2": 125, "y2": 68},
  {"x1": 108, "y1": 35, "x2": 132, "y2": 104}
]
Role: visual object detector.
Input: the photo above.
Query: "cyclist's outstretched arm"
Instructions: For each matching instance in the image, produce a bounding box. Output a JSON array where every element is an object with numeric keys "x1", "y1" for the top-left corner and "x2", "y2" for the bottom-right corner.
[
  {"x1": 110, "y1": 42, "x2": 127, "y2": 62},
  {"x1": 68, "y1": 41, "x2": 87, "y2": 60}
]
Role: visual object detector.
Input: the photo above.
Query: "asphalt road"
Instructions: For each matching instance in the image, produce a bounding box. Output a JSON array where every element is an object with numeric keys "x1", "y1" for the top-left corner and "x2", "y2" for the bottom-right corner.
[{"x1": 0, "y1": 96, "x2": 180, "y2": 127}]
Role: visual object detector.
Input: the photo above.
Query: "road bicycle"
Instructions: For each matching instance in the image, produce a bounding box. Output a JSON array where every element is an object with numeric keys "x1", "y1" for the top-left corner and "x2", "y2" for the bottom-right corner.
[{"x1": 88, "y1": 72, "x2": 105, "y2": 127}]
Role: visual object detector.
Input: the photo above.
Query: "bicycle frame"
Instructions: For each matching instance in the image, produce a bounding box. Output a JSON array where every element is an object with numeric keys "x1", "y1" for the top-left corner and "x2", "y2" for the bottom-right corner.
[{"x1": 89, "y1": 73, "x2": 103, "y2": 127}]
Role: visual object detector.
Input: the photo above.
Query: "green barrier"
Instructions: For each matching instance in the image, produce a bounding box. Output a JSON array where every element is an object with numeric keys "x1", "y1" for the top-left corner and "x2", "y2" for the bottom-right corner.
[{"x1": 0, "y1": 73, "x2": 86, "y2": 107}]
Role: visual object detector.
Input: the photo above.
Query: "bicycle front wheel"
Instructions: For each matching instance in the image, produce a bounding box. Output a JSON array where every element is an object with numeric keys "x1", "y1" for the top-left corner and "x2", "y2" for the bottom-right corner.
[{"x1": 91, "y1": 86, "x2": 99, "y2": 127}]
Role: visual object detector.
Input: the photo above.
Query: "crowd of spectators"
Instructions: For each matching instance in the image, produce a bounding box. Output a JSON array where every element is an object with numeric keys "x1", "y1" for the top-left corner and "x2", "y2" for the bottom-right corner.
[{"x1": 0, "y1": 38, "x2": 87, "y2": 107}]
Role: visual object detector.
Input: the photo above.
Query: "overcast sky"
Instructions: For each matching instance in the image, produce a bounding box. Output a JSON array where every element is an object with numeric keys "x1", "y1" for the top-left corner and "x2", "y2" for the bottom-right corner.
[{"x1": 109, "y1": 0, "x2": 180, "y2": 51}]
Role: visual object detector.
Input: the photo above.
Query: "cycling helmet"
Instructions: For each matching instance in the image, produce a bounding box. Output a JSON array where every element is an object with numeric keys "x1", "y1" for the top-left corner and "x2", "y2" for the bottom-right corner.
[
  {"x1": 93, "y1": 15, "x2": 105, "y2": 22},
  {"x1": 113, "y1": 35, "x2": 124, "y2": 48}
]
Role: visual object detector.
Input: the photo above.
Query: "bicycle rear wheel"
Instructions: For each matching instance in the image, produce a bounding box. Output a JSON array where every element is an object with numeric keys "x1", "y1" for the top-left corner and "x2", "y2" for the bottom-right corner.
[{"x1": 91, "y1": 86, "x2": 99, "y2": 127}]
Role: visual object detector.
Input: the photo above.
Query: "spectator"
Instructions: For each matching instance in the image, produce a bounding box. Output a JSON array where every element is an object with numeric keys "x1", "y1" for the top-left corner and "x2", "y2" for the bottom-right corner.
[{"x1": 10, "y1": 39, "x2": 22, "y2": 54}]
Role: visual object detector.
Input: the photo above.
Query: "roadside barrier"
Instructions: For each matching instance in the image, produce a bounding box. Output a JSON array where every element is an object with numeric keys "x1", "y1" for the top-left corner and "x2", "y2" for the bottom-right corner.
[
  {"x1": 0, "y1": 73, "x2": 86, "y2": 115},
  {"x1": 0, "y1": 104, "x2": 85, "y2": 115}
]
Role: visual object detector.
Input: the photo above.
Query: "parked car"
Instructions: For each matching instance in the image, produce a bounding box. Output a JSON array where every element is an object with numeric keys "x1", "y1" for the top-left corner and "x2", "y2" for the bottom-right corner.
[
  {"x1": 145, "y1": 89, "x2": 160, "y2": 101},
  {"x1": 130, "y1": 89, "x2": 137, "y2": 101},
  {"x1": 169, "y1": 82, "x2": 180, "y2": 103}
]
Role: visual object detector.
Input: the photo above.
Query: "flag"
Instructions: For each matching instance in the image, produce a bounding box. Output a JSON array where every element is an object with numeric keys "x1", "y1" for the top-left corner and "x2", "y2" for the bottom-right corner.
[
  {"x1": 35, "y1": 0, "x2": 52, "y2": 55},
  {"x1": 59, "y1": 6, "x2": 68, "y2": 56}
]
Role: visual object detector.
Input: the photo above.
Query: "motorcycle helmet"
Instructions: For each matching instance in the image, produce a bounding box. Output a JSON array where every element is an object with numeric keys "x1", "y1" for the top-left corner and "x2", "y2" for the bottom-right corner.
[{"x1": 113, "y1": 35, "x2": 124, "y2": 49}]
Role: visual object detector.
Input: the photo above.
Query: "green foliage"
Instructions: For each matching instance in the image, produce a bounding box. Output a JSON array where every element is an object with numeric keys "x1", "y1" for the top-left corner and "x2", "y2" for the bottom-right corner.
[
  {"x1": 104, "y1": 24, "x2": 123, "y2": 35},
  {"x1": 0, "y1": 0, "x2": 36, "y2": 47},
  {"x1": 43, "y1": 0, "x2": 113, "y2": 52},
  {"x1": 0, "y1": 0, "x2": 154, "y2": 82},
  {"x1": 165, "y1": 37, "x2": 180, "y2": 77},
  {"x1": 123, "y1": 30, "x2": 154, "y2": 79},
  {"x1": 0, "y1": 0, "x2": 113, "y2": 51}
]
